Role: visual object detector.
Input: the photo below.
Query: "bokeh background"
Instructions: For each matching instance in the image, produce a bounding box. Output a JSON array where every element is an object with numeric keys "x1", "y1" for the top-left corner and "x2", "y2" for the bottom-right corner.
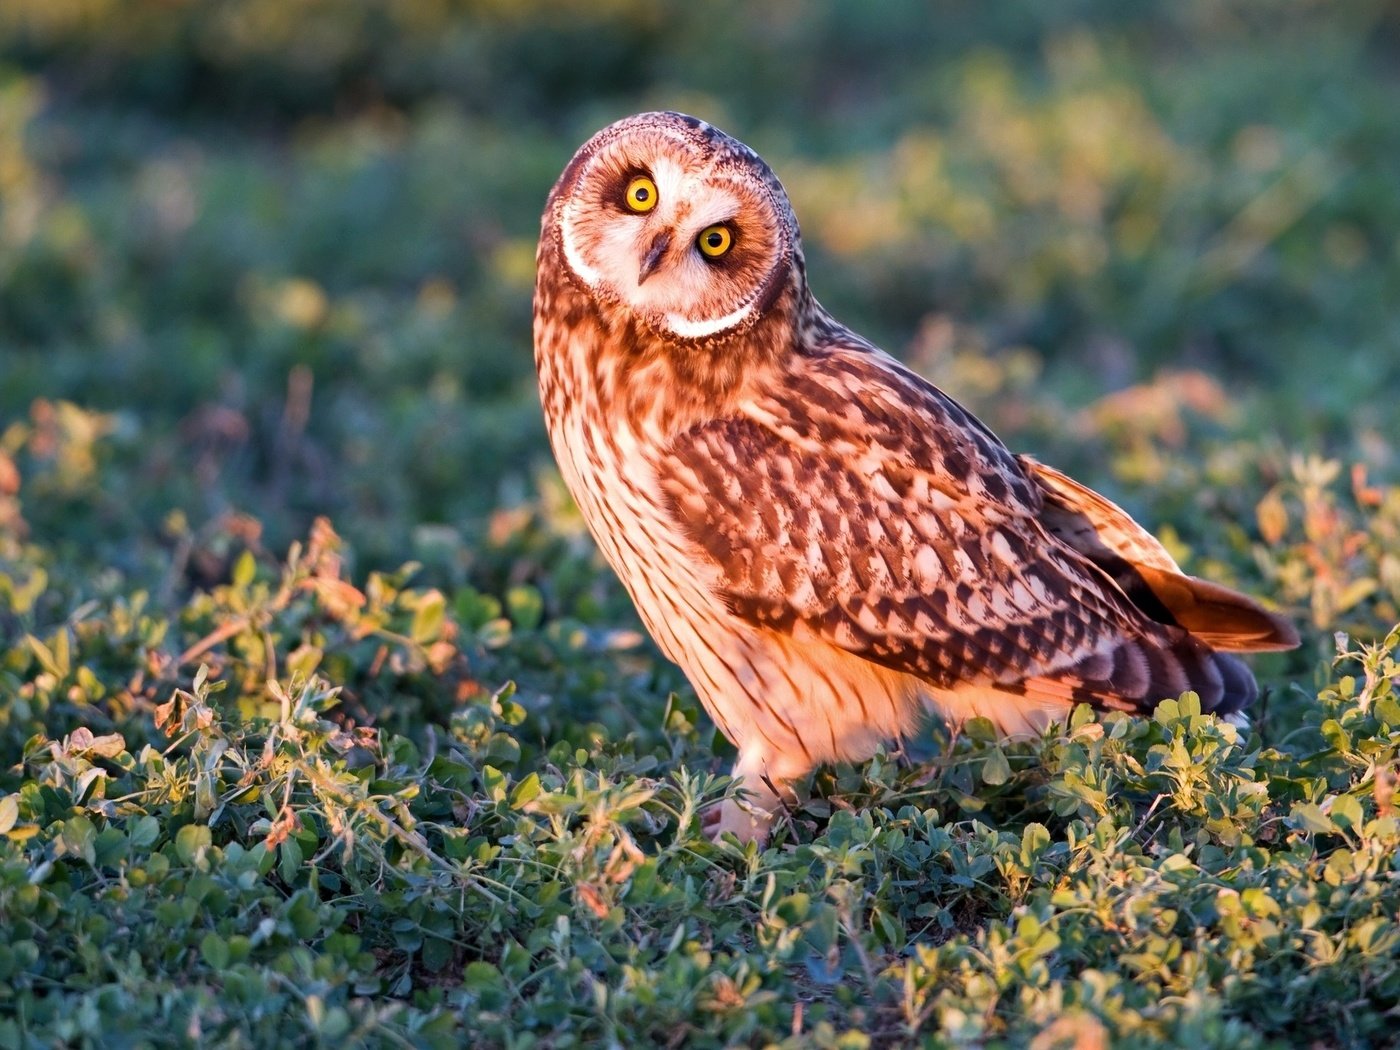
[{"x1": 2, "y1": 0, "x2": 1397, "y2": 608}]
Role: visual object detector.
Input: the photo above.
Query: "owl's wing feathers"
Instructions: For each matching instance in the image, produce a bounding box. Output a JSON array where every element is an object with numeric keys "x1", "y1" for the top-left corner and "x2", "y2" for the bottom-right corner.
[
  {"x1": 660, "y1": 348, "x2": 1275, "y2": 717},
  {"x1": 1020, "y1": 456, "x2": 1299, "y2": 652}
]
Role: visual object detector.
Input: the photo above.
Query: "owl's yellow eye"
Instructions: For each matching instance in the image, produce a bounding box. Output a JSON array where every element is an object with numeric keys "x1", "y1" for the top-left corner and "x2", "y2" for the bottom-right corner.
[
  {"x1": 624, "y1": 175, "x2": 658, "y2": 213},
  {"x1": 697, "y1": 224, "x2": 733, "y2": 258}
]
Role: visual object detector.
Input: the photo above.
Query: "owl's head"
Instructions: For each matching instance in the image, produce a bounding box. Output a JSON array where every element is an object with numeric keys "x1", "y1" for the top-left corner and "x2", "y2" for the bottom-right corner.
[{"x1": 544, "y1": 111, "x2": 801, "y2": 343}]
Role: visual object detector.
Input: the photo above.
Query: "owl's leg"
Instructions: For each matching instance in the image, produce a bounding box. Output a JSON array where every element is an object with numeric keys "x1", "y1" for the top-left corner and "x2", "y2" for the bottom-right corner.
[
  {"x1": 705, "y1": 790, "x2": 777, "y2": 845},
  {"x1": 703, "y1": 750, "x2": 802, "y2": 845}
]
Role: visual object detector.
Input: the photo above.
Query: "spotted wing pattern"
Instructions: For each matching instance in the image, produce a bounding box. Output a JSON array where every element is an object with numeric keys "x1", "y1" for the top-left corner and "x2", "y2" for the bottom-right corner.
[{"x1": 660, "y1": 344, "x2": 1255, "y2": 714}]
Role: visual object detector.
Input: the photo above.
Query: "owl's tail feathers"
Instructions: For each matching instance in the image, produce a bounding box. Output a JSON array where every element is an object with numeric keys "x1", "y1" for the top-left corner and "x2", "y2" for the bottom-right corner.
[
  {"x1": 1022, "y1": 455, "x2": 1300, "y2": 654},
  {"x1": 1131, "y1": 565, "x2": 1299, "y2": 652}
]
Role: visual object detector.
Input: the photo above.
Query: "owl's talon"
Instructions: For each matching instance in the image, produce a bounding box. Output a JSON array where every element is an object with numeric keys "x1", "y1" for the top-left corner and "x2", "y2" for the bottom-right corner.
[{"x1": 703, "y1": 798, "x2": 774, "y2": 846}]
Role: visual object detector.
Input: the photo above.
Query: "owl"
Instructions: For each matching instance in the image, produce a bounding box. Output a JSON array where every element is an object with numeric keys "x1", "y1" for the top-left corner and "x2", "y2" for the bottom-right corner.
[{"x1": 533, "y1": 111, "x2": 1298, "y2": 843}]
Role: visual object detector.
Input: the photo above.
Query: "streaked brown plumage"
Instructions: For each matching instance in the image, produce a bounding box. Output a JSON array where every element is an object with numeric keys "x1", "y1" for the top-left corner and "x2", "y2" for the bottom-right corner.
[{"x1": 533, "y1": 111, "x2": 1298, "y2": 842}]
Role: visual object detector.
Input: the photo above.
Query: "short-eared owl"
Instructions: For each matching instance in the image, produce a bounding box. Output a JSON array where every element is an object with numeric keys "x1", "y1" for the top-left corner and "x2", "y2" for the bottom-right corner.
[{"x1": 533, "y1": 111, "x2": 1298, "y2": 843}]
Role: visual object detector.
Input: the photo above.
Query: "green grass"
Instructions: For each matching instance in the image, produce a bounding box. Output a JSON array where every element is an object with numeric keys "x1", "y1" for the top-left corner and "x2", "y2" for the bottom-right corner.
[
  {"x1": 3, "y1": 1, "x2": 1400, "y2": 1046},
  {"x1": 4, "y1": 506, "x2": 1400, "y2": 1047}
]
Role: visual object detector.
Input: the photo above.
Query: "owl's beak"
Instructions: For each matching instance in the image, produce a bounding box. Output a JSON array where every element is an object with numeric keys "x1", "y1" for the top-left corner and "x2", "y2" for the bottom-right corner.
[{"x1": 637, "y1": 231, "x2": 671, "y2": 285}]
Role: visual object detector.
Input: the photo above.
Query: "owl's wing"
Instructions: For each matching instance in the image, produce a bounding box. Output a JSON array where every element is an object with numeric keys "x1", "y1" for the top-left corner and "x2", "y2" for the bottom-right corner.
[
  {"x1": 1020, "y1": 456, "x2": 1298, "y2": 652},
  {"x1": 659, "y1": 346, "x2": 1276, "y2": 714}
]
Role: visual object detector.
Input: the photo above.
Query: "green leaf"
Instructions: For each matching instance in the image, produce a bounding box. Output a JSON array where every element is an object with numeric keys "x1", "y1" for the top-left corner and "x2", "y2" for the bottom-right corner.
[
  {"x1": 1351, "y1": 917, "x2": 1388, "y2": 954},
  {"x1": 982, "y1": 747, "x2": 1011, "y2": 786},
  {"x1": 1329, "y1": 794, "x2": 1363, "y2": 831},
  {"x1": 76, "y1": 767, "x2": 105, "y2": 805},
  {"x1": 510, "y1": 772, "x2": 542, "y2": 808},
  {"x1": 872, "y1": 906, "x2": 904, "y2": 947},
  {"x1": 57, "y1": 816, "x2": 97, "y2": 864},
  {"x1": 232, "y1": 549, "x2": 257, "y2": 587},
  {"x1": 25, "y1": 634, "x2": 64, "y2": 679},
  {"x1": 175, "y1": 824, "x2": 212, "y2": 864},
  {"x1": 481, "y1": 765, "x2": 508, "y2": 803},
  {"x1": 1320, "y1": 718, "x2": 1350, "y2": 752},
  {"x1": 411, "y1": 589, "x2": 446, "y2": 644},
  {"x1": 463, "y1": 961, "x2": 502, "y2": 991},
  {"x1": 422, "y1": 935, "x2": 453, "y2": 973},
  {"x1": 963, "y1": 717, "x2": 999, "y2": 744},
  {"x1": 200, "y1": 932, "x2": 230, "y2": 969},
  {"x1": 1375, "y1": 694, "x2": 1400, "y2": 730},
  {"x1": 1020, "y1": 822, "x2": 1050, "y2": 865},
  {"x1": 1291, "y1": 803, "x2": 1336, "y2": 835},
  {"x1": 128, "y1": 815, "x2": 160, "y2": 850},
  {"x1": 279, "y1": 838, "x2": 304, "y2": 887},
  {"x1": 1336, "y1": 578, "x2": 1377, "y2": 614},
  {"x1": 506, "y1": 585, "x2": 544, "y2": 630},
  {"x1": 454, "y1": 588, "x2": 503, "y2": 630}
]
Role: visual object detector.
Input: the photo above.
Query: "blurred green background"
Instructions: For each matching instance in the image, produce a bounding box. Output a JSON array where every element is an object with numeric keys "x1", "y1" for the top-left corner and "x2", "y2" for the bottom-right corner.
[{"x1": 2, "y1": 0, "x2": 1397, "y2": 577}]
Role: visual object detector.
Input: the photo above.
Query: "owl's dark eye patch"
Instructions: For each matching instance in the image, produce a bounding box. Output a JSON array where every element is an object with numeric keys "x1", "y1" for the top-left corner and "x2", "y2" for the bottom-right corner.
[
  {"x1": 613, "y1": 169, "x2": 658, "y2": 213},
  {"x1": 697, "y1": 222, "x2": 738, "y2": 261}
]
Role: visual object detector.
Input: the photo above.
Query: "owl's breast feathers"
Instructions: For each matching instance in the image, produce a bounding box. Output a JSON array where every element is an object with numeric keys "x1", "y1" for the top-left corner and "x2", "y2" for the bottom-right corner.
[{"x1": 659, "y1": 343, "x2": 1297, "y2": 717}]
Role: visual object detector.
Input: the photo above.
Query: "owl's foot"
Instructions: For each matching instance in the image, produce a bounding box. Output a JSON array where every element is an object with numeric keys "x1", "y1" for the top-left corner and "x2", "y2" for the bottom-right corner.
[
  {"x1": 702, "y1": 797, "x2": 775, "y2": 845},
  {"x1": 702, "y1": 756, "x2": 798, "y2": 845}
]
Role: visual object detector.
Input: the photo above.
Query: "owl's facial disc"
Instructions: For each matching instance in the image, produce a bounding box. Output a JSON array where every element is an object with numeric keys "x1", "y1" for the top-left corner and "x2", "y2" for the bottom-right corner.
[{"x1": 556, "y1": 115, "x2": 794, "y2": 342}]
